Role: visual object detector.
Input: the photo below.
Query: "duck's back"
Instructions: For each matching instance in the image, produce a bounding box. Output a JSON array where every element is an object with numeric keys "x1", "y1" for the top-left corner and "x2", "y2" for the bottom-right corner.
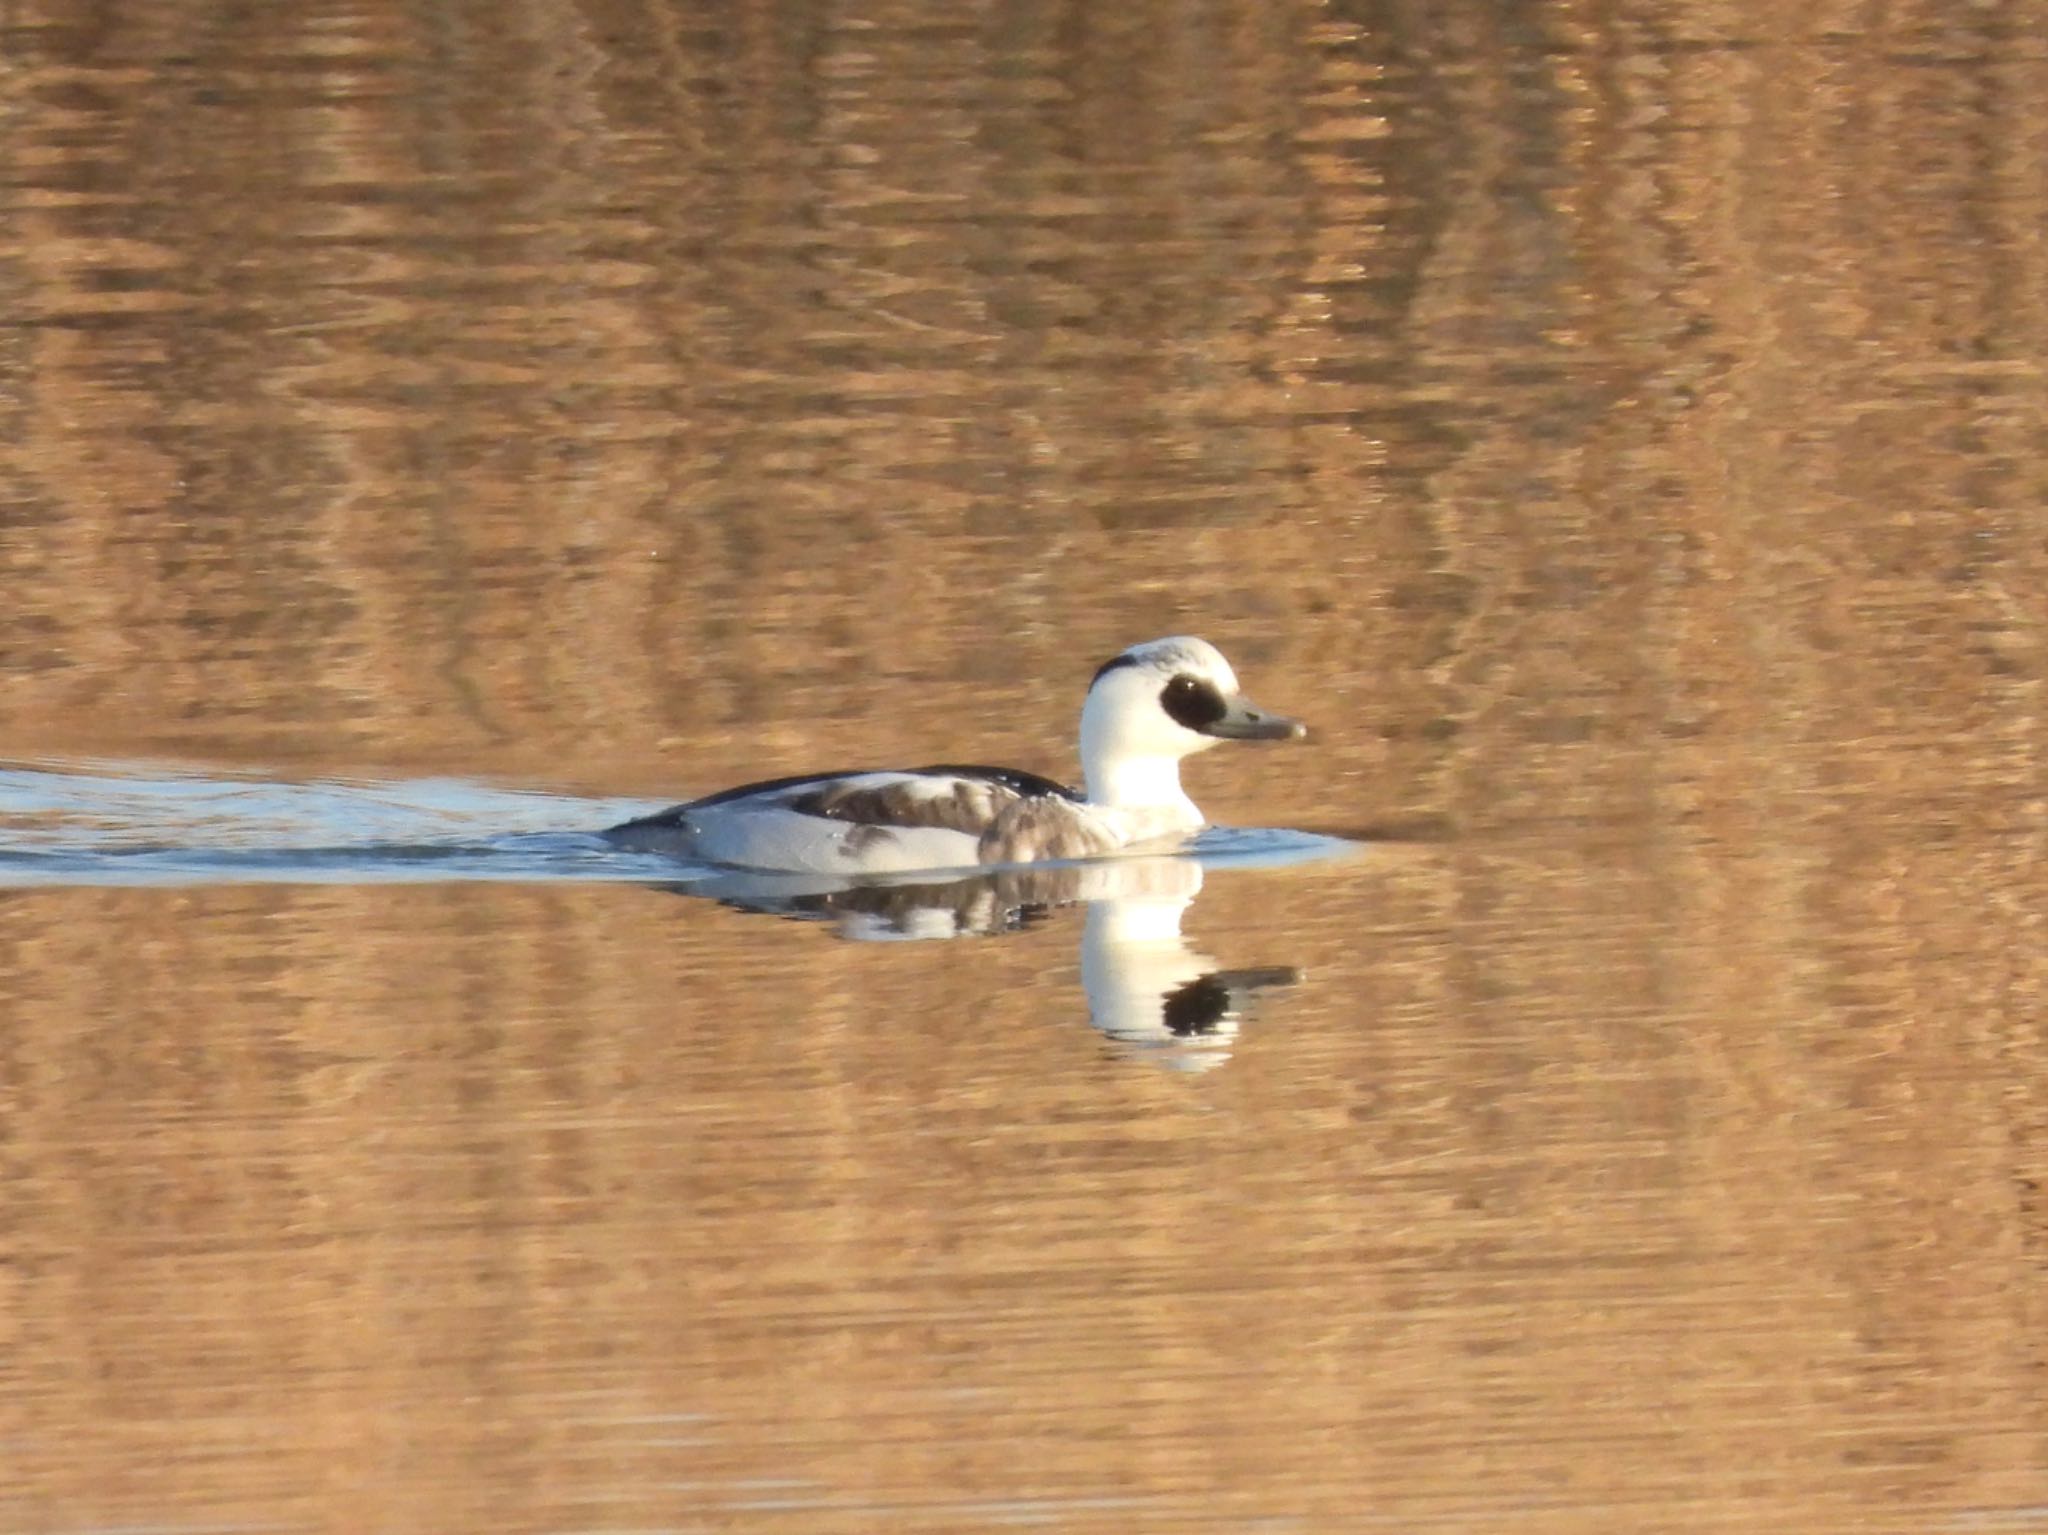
[{"x1": 605, "y1": 764, "x2": 1097, "y2": 873}]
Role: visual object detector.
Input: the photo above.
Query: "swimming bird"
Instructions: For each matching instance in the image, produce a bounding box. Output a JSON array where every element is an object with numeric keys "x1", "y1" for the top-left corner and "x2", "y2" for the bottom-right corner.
[{"x1": 604, "y1": 636, "x2": 1304, "y2": 874}]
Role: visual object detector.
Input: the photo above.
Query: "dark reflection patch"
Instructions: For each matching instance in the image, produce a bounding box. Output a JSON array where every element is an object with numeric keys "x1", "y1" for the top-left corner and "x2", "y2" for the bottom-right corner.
[
  {"x1": 1161, "y1": 974, "x2": 1232, "y2": 1036},
  {"x1": 1160, "y1": 673, "x2": 1228, "y2": 731}
]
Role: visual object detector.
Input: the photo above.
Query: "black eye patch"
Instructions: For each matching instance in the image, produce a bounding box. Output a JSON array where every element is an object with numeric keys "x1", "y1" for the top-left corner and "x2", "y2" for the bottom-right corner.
[{"x1": 1159, "y1": 673, "x2": 1228, "y2": 731}]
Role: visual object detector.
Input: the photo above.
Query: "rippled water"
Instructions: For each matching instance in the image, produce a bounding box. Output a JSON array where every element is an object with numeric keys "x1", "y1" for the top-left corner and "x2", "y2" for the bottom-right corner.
[{"x1": 3, "y1": 0, "x2": 2045, "y2": 1531}]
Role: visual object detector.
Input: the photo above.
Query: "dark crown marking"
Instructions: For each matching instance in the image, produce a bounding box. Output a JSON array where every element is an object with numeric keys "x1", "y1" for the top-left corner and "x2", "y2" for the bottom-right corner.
[{"x1": 1090, "y1": 652, "x2": 1142, "y2": 688}]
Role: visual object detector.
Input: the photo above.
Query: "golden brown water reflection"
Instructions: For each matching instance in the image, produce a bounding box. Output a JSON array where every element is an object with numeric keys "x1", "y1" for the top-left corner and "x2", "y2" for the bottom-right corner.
[{"x1": 3, "y1": 0, "x2": 2046, "y2": 1530}]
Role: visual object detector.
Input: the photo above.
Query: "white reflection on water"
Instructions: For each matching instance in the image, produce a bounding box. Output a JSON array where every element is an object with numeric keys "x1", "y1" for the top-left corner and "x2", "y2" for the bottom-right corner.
[{"x1": 689, "y1": 850, "x2": 1329, "y2": 1070}]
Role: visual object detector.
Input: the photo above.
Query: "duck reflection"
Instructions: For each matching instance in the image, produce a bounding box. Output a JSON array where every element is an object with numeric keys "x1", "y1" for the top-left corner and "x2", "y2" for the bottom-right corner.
[{"x1": 681, "y1": 855, "x2": 1300, "y2": 1070}]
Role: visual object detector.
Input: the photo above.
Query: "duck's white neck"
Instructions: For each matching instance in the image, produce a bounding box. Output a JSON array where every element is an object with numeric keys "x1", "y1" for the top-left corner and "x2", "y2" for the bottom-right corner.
[
  {"x1": 1077, "y1": 671, "x2": 1210, "y2": 830},
  {"x1": 1082, "y1": 751, "x2": 1201, "y2": 826}
]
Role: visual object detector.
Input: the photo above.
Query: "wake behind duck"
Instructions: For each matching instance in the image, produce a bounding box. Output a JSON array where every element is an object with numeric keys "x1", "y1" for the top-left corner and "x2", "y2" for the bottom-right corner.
[{"x1": 605, "y1": 636, "x2": 1305, "y2": 874}]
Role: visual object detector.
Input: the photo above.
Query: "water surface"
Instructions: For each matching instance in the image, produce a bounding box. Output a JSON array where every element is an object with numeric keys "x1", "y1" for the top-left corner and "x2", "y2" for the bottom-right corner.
[{"x1": 2, "y1": 1, "x2": 2044, "y2": 1532}]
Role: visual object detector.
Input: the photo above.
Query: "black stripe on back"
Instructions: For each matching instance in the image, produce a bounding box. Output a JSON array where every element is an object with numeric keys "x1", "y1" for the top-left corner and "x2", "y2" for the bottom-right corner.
[
  {"x1": 683, "y1": 763, "x2": 1078, "y2": 812},
  {"x1": 685, "y1": 770, "x2": 857, "y2": 809},
  {"x1": 912, "y1": 764, "x2": 1081, "y2": 801}
]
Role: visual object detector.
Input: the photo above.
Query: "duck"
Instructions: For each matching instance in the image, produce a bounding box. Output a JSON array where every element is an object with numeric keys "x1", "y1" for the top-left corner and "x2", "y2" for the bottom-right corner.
[{"x1": 604, "y1": 636, "x2": 1305, "y2": 874}]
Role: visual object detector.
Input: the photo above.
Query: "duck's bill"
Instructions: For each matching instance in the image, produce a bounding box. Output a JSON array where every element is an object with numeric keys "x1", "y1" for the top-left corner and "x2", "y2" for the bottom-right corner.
[{"x1": 1202, "y1": 697, "x2": 1307, "y2": 741}]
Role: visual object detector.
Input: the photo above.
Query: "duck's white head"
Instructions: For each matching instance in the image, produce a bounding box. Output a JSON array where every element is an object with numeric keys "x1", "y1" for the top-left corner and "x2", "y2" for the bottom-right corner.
[{"x1": 1078, "y1": 636, "x2": 1305, "y2": 817}]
